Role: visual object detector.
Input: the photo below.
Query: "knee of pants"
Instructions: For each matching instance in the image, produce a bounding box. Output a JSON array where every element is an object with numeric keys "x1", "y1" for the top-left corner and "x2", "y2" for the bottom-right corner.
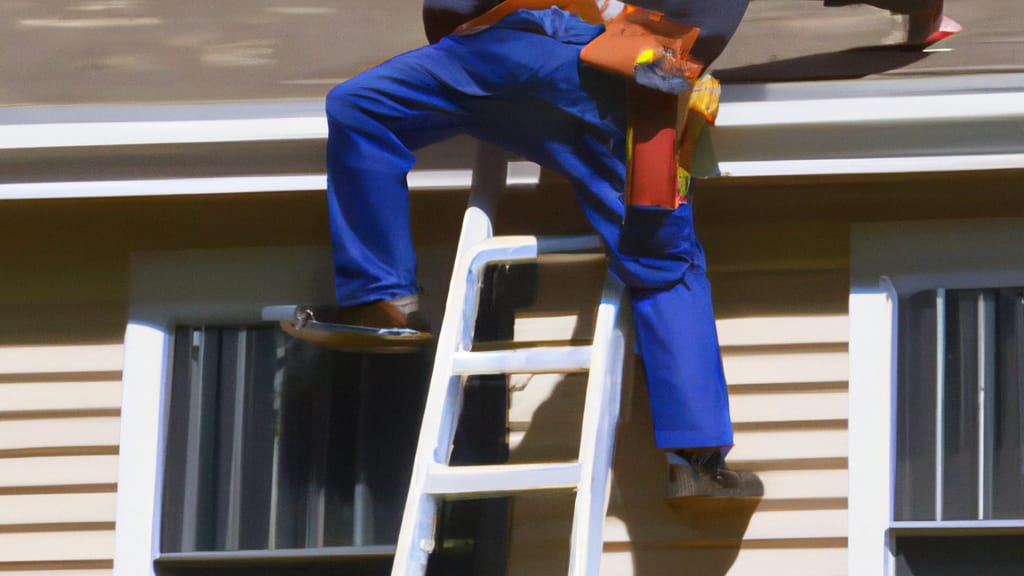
[
  {"x1": 326, "y1": 82, "x2": 375, "y2": 130},
  {"x1": 609, "y1": 203, "x2": 703, "y2": 290}
]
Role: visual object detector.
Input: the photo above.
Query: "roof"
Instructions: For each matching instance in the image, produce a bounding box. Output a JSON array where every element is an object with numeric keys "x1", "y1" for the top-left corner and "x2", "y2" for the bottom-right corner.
[
  {"x1": 0, "y1": 0, "x2": 1021, "y2": 106},
  {"x1": 1, "y1": 0, "x2": 1022, "y2": 201}
]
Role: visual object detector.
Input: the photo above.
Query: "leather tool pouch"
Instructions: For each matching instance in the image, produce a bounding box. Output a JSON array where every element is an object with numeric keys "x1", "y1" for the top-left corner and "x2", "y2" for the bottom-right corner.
[{"x1": 580, "y1": 6, "x2": 700, "y2": 79}]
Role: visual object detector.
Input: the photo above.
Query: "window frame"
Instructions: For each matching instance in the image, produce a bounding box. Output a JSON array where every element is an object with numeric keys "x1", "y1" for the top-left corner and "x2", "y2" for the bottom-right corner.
[
  {"x1": 849, "y1": 217, "x2": 1024, "y2": 575},
  {"x1": 115, "y1": 245, "x2": 336, "y2": 575}
]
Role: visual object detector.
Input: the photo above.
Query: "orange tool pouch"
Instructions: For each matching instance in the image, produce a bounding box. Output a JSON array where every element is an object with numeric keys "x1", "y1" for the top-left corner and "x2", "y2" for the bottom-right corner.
[
  {"x1": 581, "y1": 6, "x2": 702, "y2": 209},
  {"x1": 579, "y1": 5, "x2": 699, "y2": 80}
]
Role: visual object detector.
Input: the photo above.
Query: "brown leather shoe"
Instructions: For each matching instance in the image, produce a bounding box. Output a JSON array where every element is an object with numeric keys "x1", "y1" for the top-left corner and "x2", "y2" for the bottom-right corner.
[{"x1": 280, "y1": 298, "x2": 432, "y2": 353}]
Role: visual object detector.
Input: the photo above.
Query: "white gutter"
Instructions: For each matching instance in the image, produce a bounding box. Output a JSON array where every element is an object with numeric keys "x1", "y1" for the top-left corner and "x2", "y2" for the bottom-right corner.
[
  {"x1": 0, "y1": 164, "x2": 544, "y2": 200},
  {"x1": 1, "y1": 117, "x2": 326, "y2": 150},
  {"x1": 719, "y1": 153, "x2": 1024, "y2": 178},
  {"x1": 2, "y1": 75, "x2": 1023, "y2": 200},
  {"x1": 715, "y1": 91, "x2": 1024, "y2": 127}
]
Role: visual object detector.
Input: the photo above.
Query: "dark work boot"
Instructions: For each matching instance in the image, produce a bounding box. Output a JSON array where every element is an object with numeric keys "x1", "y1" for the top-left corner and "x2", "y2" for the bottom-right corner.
[{"x1": 666, "y1": 449, "x2": 764, "y2": 499}]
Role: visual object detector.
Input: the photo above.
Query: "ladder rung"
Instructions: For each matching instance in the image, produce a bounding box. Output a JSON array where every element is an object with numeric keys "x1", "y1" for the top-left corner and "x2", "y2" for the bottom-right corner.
[
  {"x1": 423, "y1": 462, "x2": 582, "y2": 497},
  {"x1": 451, "y1": 345, "x2": 592, "y2": 375}
]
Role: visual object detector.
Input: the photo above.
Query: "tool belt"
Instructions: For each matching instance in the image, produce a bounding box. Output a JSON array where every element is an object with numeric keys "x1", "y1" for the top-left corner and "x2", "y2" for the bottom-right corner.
[{"x1": 580, "y1": 5, "x2": 702, "y2": 86}]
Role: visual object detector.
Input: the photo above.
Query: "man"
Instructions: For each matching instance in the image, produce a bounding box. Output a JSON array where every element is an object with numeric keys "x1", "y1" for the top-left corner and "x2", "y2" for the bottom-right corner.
[{"x1": 294, "y1": 0, "x2": 760, "y2": 498}]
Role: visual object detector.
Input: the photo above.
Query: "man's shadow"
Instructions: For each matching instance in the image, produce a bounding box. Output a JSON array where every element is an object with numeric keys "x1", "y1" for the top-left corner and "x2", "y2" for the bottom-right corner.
[
  {"x1": 608, "y1": 359, "x2": 762, "y2": 575},
  {"x1": 506, "y1": 351, "x2": 760, "y2": 575}
]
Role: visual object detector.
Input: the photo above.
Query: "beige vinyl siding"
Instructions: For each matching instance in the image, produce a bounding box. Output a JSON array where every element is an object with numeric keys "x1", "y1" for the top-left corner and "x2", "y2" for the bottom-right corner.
[
  {"x1": 0, "y1": 344, "x2": 122, "y2": 575},
  {"x1": 715, "y1": 315, "x2": 848, "y2": 574},
  {"x1": 0, "y1": 572, "x2": 117, "y2": 576},
  {"x1": 502, "y1": 311, "x2": 849, "y2": 575}
]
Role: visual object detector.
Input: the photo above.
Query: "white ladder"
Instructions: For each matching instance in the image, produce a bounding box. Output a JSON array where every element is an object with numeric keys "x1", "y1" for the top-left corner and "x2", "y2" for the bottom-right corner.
[{"x1": 391, "y1": 142, "x2": 630, "y2": 576}]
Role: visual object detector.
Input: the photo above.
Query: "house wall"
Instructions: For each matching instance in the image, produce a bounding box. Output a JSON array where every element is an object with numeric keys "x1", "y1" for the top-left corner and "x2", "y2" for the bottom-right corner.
[
  {"x1": 0, "y1": 343, "x2": 122, "y2": 574},
  {"x1": 501, "y1": 168, "x2": 1024, "y2": 575},
  {"x1": 0, "y1": 165, "x2": 1020, "y2": 575},
  {"x1": 0, "y1": 191, "x2": 328, "y2": 575}
]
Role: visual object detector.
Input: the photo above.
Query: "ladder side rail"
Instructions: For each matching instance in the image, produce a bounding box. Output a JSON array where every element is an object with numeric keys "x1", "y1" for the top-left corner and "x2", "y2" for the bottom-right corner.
[
  {"x1": 390, "y1": 213, "x2": 483, "y2": 576},
  {"x1": 392, "y1": 142, "x2": 508, "y2": 576},
  {"x1": 569, "y1": 274, "x2": 629, "y2": 576}
]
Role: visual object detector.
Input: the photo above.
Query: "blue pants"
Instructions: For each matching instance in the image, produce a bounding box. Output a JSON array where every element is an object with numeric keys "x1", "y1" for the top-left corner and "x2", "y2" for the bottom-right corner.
[{"x1": 325, "y1": 8, "x2": 733, "y2": 450}]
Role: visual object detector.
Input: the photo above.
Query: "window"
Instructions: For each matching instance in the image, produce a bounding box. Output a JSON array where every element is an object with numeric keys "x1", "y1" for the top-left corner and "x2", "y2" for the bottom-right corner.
[
  {"x1": 895, "y1": 287, "x2": 1024, "y2": 523},
  {"x1": 849, "y1": 218, "x2": 1024, "y2": 576},
  {"x1": 890, "y1": 287, "x2": 1024, "y2": 575},
  {"x1": 151, "y1": 262, "x2": 526, "y2": 575},
  {"x1": 155, "y1": 327, "x2": 429, "y2": 575},
  {"x1": 159, "y1": 326, "x2": 442, "y2": 551}
]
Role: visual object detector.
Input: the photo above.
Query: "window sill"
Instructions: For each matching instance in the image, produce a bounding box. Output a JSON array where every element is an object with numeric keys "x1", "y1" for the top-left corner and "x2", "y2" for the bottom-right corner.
[
  {"x1": 154, "y1": 545, "x2": 396, "y2": 567},
  {"x1": 890, "y1": 519, "x2": 1024, "y2": 537}
]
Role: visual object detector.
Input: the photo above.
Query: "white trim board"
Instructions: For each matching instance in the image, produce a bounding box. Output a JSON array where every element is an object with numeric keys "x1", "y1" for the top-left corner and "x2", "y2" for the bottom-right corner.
[
  {"x1": 0, "y1": 162, "x2": 543, "y2": 201},
  {"x1": 848, "y1": 217, "x2": 1024, "y2": 576},
  {"x1": 3, "y1": 75, "x2": 1023, "y2": 202},
  {"x1": 116, "y1": 245, "x2": 338, "y2": 576}
]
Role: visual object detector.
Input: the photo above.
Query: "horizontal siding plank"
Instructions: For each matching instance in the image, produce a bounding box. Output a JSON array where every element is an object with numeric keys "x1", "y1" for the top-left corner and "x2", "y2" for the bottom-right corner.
[
  {"x1": 0, "y1": 381, "x2": 121, "y2": 412},
  {"x1": 513, "y1": 313, "x2": 581, "y2": 343},
  {"x1": 0, "y1": 485, "x2": 116, "y2": 496},
  {"x1": 0, "y1": 409, "x2": 120, "y2": 421},
  {"x1": 722, "y1": 349, "x2": 848, "y2": 386},
  {"x1": 600, "y1": 547, "x2": 847, "y2": 576},
  {"x1": 0, "y1": 531, "x2": 115, "y2": 562},
  {"x1": 603, "y1": 509, "x2": 847, "y2": 543},
  {"x1": 0, "y1": 565, "x2": 112, "y2": 569},
  {"x1": 725, "y1": 546, "x2": 847, "y2": 576},
  {"x1": 729, "y1": 429, "x2": 848, "y2": 462},
  {"x1": 0, "y1": 345, "x2": 122, "y2": 375},
  {"x1": 0, "y1": 446, "x2": 119, "y2": 459},
  {"x1": 0, "y1": 372, "x2": 121, "y2": 385},
  {"x1": 0, "y1": 418, "x2": 120, "y2": 452},
  {"x1": 757, "y1": 469, "x2": 848, "y2": 500},
  {"x1": 730, "y1": 390, "x2": 847, "y2": 423},
  {"x1": 717, "y1": 315, "x2": 849, "y2": 347},
  {"x1": 744, "y1": 509, "x2": 848, "y2": 540},
  {"x1": 0, "y1": 456, "x2": 119, "y2": 488},
  {"x1": 0, "y1": 523, "x2": 115, "y2": 535},
  {"x1": 0, "y1": 493, "x2": 117, "y2": 525},
  {"x1": 0, "y1": 565, "x2": 113, "y2": 569}
]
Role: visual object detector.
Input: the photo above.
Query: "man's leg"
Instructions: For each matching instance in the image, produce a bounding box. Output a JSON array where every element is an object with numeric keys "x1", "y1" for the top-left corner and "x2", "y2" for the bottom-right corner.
[
  {"x1": 444, "y1": 21, "x2": 734, "y2": 453},
  {"x1": 308, "y1": 22, "x2": 611, "y2": 349},
  {"x1": 322, "y1": 12, "x2": 756, "y2": 494},
  {"x1": 613, "y1": 197, "x2": 761, "y2": 497},
  {"x1": 284, "y1": 47, "x2": 472, "y2": 350},
  {"x1": 631, "y1": 266, "x2": 732, "y2": 449},
  {"x1": 444, "y1": 11, "x2": 757, "y2": 495},
  {"x1": 325, "y1": 50, "x2": 465, "y2": 307},
  {"x1": 324, "y1": 18, "x2": 606, "y2": 307}
]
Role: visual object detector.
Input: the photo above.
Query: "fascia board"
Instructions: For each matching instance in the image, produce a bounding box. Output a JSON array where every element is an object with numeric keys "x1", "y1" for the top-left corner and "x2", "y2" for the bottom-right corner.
[
  {"x1": 713, "y1": 74, "x2": 1024, "y2": 177},
  {"x1": 1, "y1": 74, "x2": 1023, "y2": 200}
]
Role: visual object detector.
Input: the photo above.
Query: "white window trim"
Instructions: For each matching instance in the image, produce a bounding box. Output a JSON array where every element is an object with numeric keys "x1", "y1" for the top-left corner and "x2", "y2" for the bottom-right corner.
[
  {"x1": 114, "y1": 245, "x2": 333, "y2": 576},
  {"x1": 849, "y1": 217, "x2": 1024, "y2": 576}
]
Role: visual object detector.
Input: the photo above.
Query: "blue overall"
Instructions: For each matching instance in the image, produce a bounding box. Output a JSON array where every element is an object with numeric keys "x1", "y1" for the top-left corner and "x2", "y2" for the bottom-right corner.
[{"x1": 325, "y1": 6, "x2": 741, "y2": 450}]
